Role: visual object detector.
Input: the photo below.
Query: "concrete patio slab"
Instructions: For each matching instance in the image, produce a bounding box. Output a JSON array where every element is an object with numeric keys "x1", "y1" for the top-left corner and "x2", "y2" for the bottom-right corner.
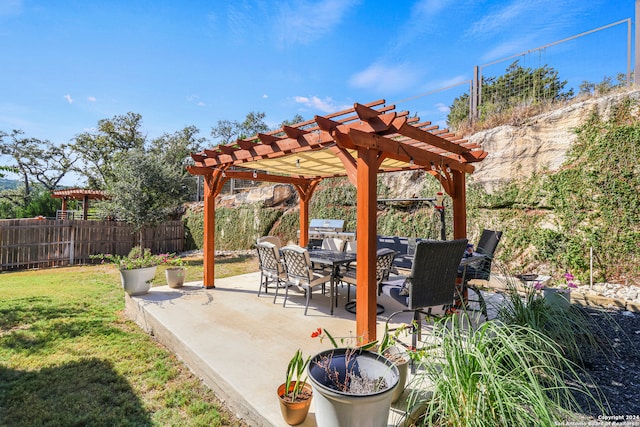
[{"x1": 124, "y1": 272, "x2": 496, "y2": 426}]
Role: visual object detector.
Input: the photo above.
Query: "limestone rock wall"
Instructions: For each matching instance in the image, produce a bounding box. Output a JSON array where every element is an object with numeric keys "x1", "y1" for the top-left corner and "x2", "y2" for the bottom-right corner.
[{"x1": 469, "y1": 89, "x2": 640, "y2": 192}]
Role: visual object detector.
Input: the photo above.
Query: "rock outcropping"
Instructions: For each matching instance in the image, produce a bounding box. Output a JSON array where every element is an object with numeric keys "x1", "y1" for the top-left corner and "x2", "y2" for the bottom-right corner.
[{"x1": 469, "y1": 89, "x2": 640, "y2": 192}]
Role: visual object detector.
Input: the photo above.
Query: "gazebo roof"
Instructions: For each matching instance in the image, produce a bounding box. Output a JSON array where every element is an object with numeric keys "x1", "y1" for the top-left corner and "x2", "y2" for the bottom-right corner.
[{"x1": 51, "y1": 188, "x2": 109, "y2": 200}]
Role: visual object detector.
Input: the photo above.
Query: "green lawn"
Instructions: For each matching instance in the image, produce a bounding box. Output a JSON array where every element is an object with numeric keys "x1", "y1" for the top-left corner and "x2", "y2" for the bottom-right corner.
[{"x1": 0, "y1": 254, "x2": 257, "y2": 427}]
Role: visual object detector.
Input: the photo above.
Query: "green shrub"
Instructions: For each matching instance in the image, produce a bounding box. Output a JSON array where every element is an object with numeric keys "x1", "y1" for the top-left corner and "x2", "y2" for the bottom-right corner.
[{"x1": 183, "y1": 210, "x2": 204, "y2": 250}]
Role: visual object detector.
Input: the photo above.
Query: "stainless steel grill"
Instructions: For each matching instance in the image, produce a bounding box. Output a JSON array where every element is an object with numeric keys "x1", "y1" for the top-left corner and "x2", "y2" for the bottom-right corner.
[{"x1": 299, "y1": 219, "x2": 356, "y2": 247}]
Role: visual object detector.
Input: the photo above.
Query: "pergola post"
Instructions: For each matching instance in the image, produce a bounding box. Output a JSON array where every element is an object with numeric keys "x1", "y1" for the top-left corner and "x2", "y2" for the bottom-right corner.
[
  {"x1": 451, "y1": 170, "x2": 467, "y2": 239},
  {"x1": 293, "y1": 179, "x2": 321, "y2": 247},
  {"x1": 299, "y1": 198, "x2": 309, "y2": 247},
  {"x1": 203, "y1": 173, "x2": 216, "y2": 288},
  {"x1": 355, "y1": 147, "x2": 378, "y2": 343}
]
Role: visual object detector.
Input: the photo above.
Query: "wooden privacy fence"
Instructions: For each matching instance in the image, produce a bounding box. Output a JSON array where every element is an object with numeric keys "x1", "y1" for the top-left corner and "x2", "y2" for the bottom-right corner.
[{"x1": 0, "y1": 219, "x2": 184, "y2": 271}]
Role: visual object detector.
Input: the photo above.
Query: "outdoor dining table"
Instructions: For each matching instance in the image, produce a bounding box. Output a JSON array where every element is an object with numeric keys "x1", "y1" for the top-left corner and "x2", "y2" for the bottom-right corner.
[{"x1": 307, "y1": 248, "x2": 356, "y2": 315}]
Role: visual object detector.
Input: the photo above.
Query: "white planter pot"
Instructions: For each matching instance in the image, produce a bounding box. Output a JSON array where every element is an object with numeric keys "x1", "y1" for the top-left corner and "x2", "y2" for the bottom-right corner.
[
  {"x1": 165, "y1": 267, "x2": 186, "y2": 288},
  {"x1": 119, "y1": 266, "x2": 157, "y2": 296},
  {"x1": 308, "y1": 348, "x2": 399, "y2": 427},
  {"x1": 543, "y1": 288, "x2": 571, "y2": 310},
  {"x1": 383, "y1": 346, "x2": 410, "y2": 403}
]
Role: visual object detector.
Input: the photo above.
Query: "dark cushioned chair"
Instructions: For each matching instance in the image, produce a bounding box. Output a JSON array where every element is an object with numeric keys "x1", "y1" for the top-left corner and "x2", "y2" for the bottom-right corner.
[
  {"x1": 381, "y1": 238, "x2": 468, "y2": 351},
  {"x1": 456, "y1": 229, "x2": 502, "y2": 319}
]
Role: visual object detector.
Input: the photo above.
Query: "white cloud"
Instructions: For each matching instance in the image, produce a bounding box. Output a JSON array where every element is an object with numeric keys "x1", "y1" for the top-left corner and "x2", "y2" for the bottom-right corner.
[
  {"x1": 294, "y1": 96, "x2": 344, "y2": 113},
  {"x1": 435, "y1": 102, "x2": 450, "y2": 114},
  {"x1": 87, "y1": 96, "x2": 96, "y2": 102},
  {"x1": 411, "y1": 0, "x2": 451, "y2": 18},
  {"x1": 467, "y1": 0, "x2": 573, "y2": 41},
  {"x1": 64, "y1": 94, "x2": 73, "y2": 104},
  {"x1": 467, "y1": 1, "x2": 531, "y2": 39},
  {"x1": 479, "y1": 35, "x2": 537, "y2": 63},
  {"x1": 262, "y1": 94, "x2": 268, "y2": 99},
  {"x1": 349, "y1": 63, "x2": 422, "y2": 94},
  {"x1": 185, "y1": 94, "x2": 206, "y2": 107},
  {"x1": 276, "y1": 0, "x2": 361, "y2": 47}
]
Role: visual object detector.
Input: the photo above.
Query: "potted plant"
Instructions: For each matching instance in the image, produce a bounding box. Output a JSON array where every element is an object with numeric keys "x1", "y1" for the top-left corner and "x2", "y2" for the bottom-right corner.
[
  {"x1": 277, "y1": 348, "x2": 313, "y2": 426},
  {"x1": 165, "y1": 255, "x2": 187, "y2": 288},
  {"x1": 538, "y1": 272, "x2": 578, "y2": 310},
  {"x1": 309, "y1": 328, "x2": 399, "y2": 427},
  {"x1": 92, "y1": 246, "x2": 167, "y2": 295}
]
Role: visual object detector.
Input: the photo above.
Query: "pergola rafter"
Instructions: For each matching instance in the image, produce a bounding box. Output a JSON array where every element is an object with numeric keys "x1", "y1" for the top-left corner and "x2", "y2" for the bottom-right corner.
[{"x1": 187, "y1": 100, "x2": 488, "y2": 342}]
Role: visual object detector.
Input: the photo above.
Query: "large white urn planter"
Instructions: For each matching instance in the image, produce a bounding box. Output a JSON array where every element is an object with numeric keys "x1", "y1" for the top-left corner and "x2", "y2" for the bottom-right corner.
[
  {"x1": 308, "y1": 348, "x2": 399, "y2": 427},
  {"x1": 119, "y1": 266, "x2": 157, "y2": 296}
]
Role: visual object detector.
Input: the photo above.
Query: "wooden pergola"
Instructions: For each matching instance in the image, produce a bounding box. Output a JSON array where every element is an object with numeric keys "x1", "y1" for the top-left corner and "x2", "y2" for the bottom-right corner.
[{"x1": 187, "y1": 100, "x2": 488, "y2": 342}]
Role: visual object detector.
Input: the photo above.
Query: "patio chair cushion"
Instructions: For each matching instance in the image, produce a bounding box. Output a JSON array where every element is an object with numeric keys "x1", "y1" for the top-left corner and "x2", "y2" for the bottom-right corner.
[{"x1": 380, "y1": 278, "x2": 410, "y2": 304}]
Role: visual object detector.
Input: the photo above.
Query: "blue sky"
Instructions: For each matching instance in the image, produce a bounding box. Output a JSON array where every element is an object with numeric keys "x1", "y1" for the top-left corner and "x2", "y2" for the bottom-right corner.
[{"x1": 0, "y1": 0, "x2": 634, "y2": 185}]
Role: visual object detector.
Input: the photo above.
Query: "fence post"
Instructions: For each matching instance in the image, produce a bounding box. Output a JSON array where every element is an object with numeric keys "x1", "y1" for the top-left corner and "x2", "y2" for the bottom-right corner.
[
  {"x1": 69, "y1": 224, "x2": 75, "y2": 265},
  {"x1": 471, "y1": 65, "x2": 480, "y2": 120}
]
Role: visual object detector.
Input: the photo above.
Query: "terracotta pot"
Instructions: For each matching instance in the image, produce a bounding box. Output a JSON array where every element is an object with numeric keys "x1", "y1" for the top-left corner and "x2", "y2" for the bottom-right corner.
[
  {"x1": 277, "y1": 382, "x2": 313, "y2": 426},
  {"x1": 165, "y1": 267, "x2": 186, "y2": 288}
]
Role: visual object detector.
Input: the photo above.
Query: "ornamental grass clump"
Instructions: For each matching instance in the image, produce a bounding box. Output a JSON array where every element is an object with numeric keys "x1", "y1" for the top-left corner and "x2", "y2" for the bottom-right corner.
[
  {"x1": 406, "y1": 312, "x2": 603, "y2": 426},
  {"x1": 495, "y1": 269, "x2": 614, "y2": 366}
]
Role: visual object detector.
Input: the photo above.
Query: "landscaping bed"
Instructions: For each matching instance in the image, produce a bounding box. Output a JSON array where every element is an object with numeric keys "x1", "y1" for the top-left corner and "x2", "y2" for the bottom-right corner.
[{"x1": 571, "y1": 307, "x2": 640, "y2": 420}]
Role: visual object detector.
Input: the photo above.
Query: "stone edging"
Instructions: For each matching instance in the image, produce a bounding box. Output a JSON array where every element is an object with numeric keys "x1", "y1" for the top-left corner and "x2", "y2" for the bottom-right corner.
[{"x1": 474, "y1": 277, "x2": 640, "y2": 314}]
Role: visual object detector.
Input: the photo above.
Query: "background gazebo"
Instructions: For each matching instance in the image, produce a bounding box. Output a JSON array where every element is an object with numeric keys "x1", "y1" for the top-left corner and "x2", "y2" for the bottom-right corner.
[{"x1": 51, "y1": 188, "x2": 109, "y2": 220}]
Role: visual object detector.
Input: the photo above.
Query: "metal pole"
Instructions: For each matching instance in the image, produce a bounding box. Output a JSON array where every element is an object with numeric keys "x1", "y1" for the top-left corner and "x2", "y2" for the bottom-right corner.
[
  {"x1": 472, "y1": 66, "x2": 479, "y2": 120},
  {"x1": 590, "y1": 246, "x2": 594, "y2": 289}
]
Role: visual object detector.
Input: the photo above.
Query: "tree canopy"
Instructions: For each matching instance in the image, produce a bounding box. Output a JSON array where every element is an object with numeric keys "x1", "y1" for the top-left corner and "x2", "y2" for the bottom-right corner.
[
  {"x1": 210, "y1": 111, "x2": 269, "y2": 144},
  {"x1": 71, "y1": 112, "x2": 146, "y2": 189},
  {"x1": 99, "y1": 149, "x2": 189, "y2": 245}
]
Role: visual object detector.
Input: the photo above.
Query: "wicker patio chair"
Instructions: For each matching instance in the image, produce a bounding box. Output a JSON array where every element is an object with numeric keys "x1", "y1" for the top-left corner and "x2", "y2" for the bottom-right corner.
[
  {"x1": 255, "y1": 241, "x2": 286, "y2": 299},
  {"x1": 381, "y1": 238, "x2": 468, "y2": 351},
  {"x1": 279, "y1": 244, "x2": 333, "y2": 315}
]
